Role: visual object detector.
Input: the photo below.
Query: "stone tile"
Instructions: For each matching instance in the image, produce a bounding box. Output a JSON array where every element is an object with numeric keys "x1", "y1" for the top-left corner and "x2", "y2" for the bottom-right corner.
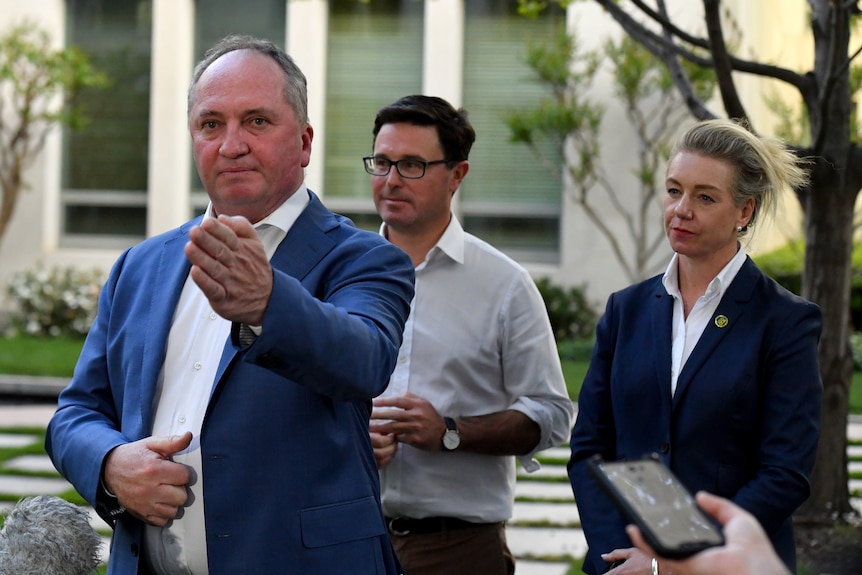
[
  {"x1": 85, "y1": 506, "x2": 112, "y2": 531},
  {"x1": 0, "y1": 475, "x2": 72, "y2": 496},
  {"x1": 99, "y1": 536, "x2": 111, "y2": 564},
  {"x1": 849, "y1": 461, "x2": 862, "y2": 474},
  {"x1": 518, "y1": 465, "x2": 568, "y2": 479},
  {"x1": 848, "y1": 422, "x2": 862, "y2": 442},
  {"x1": 512, "y1": 501, "x2": 580, "y2": 525},
  {"x1": 3, "y1": 454, "x2": 57, "y2": 473},
  {"x1": 516, "y1": 560, "x2": 572, "y2": 575},
  {"x1": 508, "y1": 526, "x2": 587, "y2": 559},
  {"x1": 848, "y1": 445, "x2": 862, "y2": 458},
  {"x1": 0, "y1": 433, "x2": 39, "y2": 448},
  {"x1": 536, "y1": 447, "x2": 570, "y2": 461},
  {"x1": 0, "y1": 404, "x2": 58, "y2": 428},
  {"x1": 515, "y1": 481, "x2": 575, "y2": 502}
]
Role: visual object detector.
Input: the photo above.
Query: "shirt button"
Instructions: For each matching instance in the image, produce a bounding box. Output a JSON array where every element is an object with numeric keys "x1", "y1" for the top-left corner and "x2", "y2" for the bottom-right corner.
[
  {"x1": 178, "y1": 416, "x2": 186, "y2": 424},
  {"x1": 194, "y1": 362, "x2": 202, "y2": 370},
  {"x1": 398, "y1": 355, "x2": 407, "y2": 363},
  {"x1": 210, "y1": 312, "x2": 217, "y2": 320}
]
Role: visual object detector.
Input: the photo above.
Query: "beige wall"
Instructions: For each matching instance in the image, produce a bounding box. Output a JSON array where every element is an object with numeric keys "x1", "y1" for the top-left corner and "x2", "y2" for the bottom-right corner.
[{"x1": 0, "y1": 0, "x2": 821, "y2": 316}]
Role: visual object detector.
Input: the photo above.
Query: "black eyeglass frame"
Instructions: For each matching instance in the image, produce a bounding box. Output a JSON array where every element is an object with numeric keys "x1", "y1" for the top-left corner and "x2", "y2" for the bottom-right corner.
[{"x1": 362, "y1": 156, "x2": 449, "y2": 179}]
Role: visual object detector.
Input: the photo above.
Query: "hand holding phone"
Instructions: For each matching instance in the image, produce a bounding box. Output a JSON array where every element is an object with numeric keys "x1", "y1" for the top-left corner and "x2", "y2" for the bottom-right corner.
[{"x1": 588, "y1": 454, "x2": 725, "y2": 559}]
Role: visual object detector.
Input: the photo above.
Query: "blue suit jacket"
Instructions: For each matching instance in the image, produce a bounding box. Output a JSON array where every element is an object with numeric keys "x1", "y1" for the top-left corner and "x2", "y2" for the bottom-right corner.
[
  {"x1": 569, "y1": 257, "x2": 822, "y2": 574},
  {"x1": 46, "y1": 192, "x2": 414, "y2": 574}
]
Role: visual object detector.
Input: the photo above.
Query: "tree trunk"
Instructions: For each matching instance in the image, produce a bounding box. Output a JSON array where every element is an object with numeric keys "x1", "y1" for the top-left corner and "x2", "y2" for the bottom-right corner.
[{"x1": 796, "y1": 154, "x2": 857, "y2": 523}]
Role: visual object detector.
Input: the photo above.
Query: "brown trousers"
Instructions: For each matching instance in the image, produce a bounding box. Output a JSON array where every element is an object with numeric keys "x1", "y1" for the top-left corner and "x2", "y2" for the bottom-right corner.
[{"x1": 390, "y1": 522, "x2": 515, "y2": 575}]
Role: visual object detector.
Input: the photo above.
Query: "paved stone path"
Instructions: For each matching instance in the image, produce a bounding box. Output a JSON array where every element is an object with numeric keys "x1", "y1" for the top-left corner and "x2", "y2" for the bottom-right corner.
[{"x1": 1, "y1": 403, "x2": 860, "y2": 574}]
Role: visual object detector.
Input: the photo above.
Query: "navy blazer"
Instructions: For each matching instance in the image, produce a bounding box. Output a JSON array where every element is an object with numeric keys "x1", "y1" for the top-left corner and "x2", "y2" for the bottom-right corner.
[
  {"x1": 569, "y1": 256, "x2": 822, "y2": 574},
  {"x1": 46, "y1": 191, "x2": 414, "y2": 575}
]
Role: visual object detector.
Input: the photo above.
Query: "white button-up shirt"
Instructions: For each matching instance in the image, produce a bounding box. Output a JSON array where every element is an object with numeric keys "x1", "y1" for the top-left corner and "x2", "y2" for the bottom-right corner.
[
  {"x1": 378, "y1": 215, "x2": 574, "y2": 523},
  {"x1": 143, "y1": 187, "x2": 309, "y2": 575}
]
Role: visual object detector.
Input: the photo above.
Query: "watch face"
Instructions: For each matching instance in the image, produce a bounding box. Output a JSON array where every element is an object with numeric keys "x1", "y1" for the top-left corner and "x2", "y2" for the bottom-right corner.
[{"x1": 443, "y1": 430, "x2": 460, "y2": 450}]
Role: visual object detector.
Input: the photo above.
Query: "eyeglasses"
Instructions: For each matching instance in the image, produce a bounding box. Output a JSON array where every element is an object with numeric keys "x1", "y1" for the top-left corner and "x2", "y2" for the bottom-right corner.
[{"x1": 363, "y1": 156, "x2": 448, "y2": 179}]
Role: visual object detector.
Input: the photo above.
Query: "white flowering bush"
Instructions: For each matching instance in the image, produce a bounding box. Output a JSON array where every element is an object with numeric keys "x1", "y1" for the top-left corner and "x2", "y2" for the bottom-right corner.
[{"x1": 5, "y1": 264, "x2": 104, "y2": 337}]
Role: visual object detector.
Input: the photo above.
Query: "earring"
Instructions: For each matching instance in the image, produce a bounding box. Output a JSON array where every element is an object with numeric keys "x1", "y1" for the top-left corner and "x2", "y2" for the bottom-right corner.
[{"x1": 736, "y1": 225, "x2": 743, "y2": 232}]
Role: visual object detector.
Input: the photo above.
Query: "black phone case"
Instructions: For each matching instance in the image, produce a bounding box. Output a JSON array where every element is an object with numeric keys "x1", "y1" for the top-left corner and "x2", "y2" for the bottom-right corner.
[{"x1": 587, "y1": 454, "x2": 725, "y2": 559}]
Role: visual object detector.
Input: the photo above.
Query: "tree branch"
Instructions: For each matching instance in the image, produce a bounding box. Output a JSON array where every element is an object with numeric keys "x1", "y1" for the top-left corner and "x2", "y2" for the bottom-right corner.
[
  {"x1": 703, "y1": 0, "x2": 747, "y2": 119},
  {"x1": 591, "y1": 0, "x2": 811, "y2": 90},
  {"x1": 629, "y1": 0, "x2": 710, "y2": 49},
  {"x1": 653, "y1": 0, "x2": 715, "y2": 120}
]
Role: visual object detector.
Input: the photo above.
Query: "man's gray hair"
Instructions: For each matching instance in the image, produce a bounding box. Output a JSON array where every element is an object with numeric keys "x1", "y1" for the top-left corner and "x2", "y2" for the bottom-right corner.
[
  {"x1": 0, "y1": 495, "x2": 102, "y2": 575},
  {"x1": 187, "y1": 34, "x2": 309, "y2": 124}
]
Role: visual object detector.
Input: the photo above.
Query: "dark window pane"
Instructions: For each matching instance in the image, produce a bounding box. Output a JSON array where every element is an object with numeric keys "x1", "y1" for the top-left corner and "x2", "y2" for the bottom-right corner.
[
  {"x1": 324, "y1": 0, "x2": 423, "y2": 200},
  {"x1": 64, "y1": 0, "x2": 152, "y2": 192},
  {"x1": 64, "y1": 205, "x2": 147, "y2": 236},
  {"x1": 191, "y1": 0, "x2": 287, "y2": 194},
  {"x1": 463, "y1": 214, "x2": 560, "y2": 264},
  {"x1": 194, "y1": 0, "x2": 285, "y2": 62}
]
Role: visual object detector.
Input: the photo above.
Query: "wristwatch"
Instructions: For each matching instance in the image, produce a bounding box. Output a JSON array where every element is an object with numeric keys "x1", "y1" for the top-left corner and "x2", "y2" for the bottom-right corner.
[{"x1": 442, "y1": 416, "x2": 461, "y2": 451}]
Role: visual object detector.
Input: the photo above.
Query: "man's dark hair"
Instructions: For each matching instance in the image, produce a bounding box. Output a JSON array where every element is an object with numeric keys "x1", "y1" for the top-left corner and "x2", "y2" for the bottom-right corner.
[
  {"x1": 372, "y1": 95, "x2": 476, "y2": 164},
  {"x1": 187, "y1": 34, "x2": 308, "y2": 124}
]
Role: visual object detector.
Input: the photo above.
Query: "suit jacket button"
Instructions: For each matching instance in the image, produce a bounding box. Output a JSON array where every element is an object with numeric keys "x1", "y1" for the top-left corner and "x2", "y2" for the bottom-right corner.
[
  {"x1": 131, "y1": 542, "x2": 139, "y2": 557},
  {"x1": 660, "y1": 443, "x2": 670, "y2": 453}
]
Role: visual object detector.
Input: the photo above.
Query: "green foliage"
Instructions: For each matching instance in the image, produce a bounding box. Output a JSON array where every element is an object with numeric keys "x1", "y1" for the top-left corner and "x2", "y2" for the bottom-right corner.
[
  {"x1": 557, "y1": 337, "x2": 595, "y2": 362},
  {"x1": 4, "y1": 264, "x2": 104, "y2": 338},
  {"x1": 0, "y1": 20, "x2": 108, "y2": 249},
  {"x1": 535, "y1": 277, "x2": 598, "y2": 341},
  {"x1": 505, "y1": 20, "x2": 715, "y2": 283},
  {"x1": 755, "y1": 241, "x2": 862, "y2": 331},
  {"x1": 507, "y1": 23, "x2": 603, "y2": 152},
  {"x1": 850, "y1": 333, "x2": 862, "y2": 371},
  {"x1": 518, "y1": 0, "x2": 574, "y2": 18}
]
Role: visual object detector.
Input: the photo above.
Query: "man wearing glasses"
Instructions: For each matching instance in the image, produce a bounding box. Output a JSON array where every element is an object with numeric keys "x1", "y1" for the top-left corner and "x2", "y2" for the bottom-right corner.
[{"x1": 365, "y1": 95, "x2": 574, "y2": 575}]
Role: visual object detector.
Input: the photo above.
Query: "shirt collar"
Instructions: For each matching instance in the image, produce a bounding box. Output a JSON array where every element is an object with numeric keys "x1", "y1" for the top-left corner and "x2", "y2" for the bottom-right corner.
[
  {"x1": 379, "y1": 213, "x2": 466, "y2": 266},
  {"x1": 662, "y1": 243, "x2": 748, "y2": 300},
  {"x1": 203, "y1": 183, "x2": 310, "y2": 234}
]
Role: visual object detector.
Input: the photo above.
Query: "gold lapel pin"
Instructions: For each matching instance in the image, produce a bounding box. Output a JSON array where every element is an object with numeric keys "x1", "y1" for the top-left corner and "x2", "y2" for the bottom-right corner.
[{"x1": 714, "y1": 314, "x2": 729, "y2": 328}]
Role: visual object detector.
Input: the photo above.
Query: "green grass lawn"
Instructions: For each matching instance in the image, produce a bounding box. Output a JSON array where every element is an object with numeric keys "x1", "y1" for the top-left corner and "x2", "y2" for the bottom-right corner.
[
  {"x1": 1, "y1": 335, "x2": 861, "y2": 413},
  {"x1": 0, "y1": 335, "x2": 83, "y2": 377}
]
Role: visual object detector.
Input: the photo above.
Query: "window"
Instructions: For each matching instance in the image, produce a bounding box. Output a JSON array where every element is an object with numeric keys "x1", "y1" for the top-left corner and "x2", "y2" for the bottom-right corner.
[
  {"x1": 62, "y1": 0, "x2": 153, "y2": 245},
  {"x1": 462, "y1": 1, "x2": 565, "y2": 263},
  {"x1": 323, "y1": 0, "x2": 423, "y2": 229}
]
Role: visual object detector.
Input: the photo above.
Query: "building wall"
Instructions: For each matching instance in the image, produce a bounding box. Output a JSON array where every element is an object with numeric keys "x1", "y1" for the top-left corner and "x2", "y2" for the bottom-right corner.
[{"x1": 0, "y1": 0, "x2": 812, "y2": 317}]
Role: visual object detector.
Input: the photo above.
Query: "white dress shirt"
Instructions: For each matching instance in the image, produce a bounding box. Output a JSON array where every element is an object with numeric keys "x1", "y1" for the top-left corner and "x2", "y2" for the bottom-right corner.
[
  {"x1": 378, "y1": 215, "x2": 574, "y2": 523},
  {"x1": 661, "y1": 245, "x2": 747, "y2": 395},
  {"x1": 143, "y1": 187, "x2": 309, "y2": 575}
]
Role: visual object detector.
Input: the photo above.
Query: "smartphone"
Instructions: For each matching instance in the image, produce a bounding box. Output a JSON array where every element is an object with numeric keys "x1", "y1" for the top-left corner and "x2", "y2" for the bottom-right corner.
[{"x1": 587, "y1": 454, "x2": 725, "y2": 559}]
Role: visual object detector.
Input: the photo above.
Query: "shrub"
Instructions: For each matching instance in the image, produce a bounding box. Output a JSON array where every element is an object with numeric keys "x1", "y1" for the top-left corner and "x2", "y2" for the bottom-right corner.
[
  {"x1": 534, "y1": 277, "x2": 598, "y2": 341},
  {"x1": 850, "y1": 333, "x2": 862, "y2": 371},
  {"x1": 4, "y1": 264, "x2": 104, "y2": 337},
  {"x1": 754, "y1": 240, "x2": 862, "y2": 331},
  {"x1": 556, "y1": 336, "x2": 596, "y2": 362}
]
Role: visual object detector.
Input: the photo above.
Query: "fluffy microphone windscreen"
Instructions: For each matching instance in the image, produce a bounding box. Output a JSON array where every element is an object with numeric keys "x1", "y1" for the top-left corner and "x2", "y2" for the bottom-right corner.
[{"x1": 0, "y1": 495, "x2": 102, "y2": 575}]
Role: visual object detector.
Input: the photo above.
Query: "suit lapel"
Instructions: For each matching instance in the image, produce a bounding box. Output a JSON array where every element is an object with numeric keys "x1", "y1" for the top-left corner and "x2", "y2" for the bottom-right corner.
[
  {"x1": 651, "y1": 283, "x2": 675, "y2": 413},
  {"x1": 672, "y1": 257, "x2": 758, "y2": 409},
  {"x1": 268, "y1": 192, "x2": 337, "y2": 282}
]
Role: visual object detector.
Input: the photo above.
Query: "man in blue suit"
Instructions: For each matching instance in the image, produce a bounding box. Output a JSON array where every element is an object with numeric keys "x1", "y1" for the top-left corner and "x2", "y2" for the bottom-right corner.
[{"x1": 46, "y1": 35, "x2": 414, "y2": 575}]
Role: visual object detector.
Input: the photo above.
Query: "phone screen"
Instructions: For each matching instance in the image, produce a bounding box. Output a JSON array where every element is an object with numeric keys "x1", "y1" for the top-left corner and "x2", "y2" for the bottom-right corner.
[{"x1": 594, "y1": 458, "x2": 724, "y2": 556}]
